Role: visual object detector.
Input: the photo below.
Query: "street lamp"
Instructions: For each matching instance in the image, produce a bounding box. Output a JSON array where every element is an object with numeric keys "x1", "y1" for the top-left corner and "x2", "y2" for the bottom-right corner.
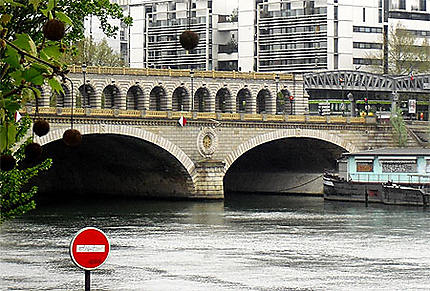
[
  {"x1": 190, "y1": 69, "x2": 194, "y2": 112},
  {"x1": 275, "y1": 74, "x2": 280, "y2": 114},
  {"x1": 340, "y1": 77, "x2": 345, "y2": 116},
  {"x1": 82, "y1": 63, "x2": 88, "y2": 108},
  {"x1": 347, "y1": 92, "x2": 355, "y2": 117}
]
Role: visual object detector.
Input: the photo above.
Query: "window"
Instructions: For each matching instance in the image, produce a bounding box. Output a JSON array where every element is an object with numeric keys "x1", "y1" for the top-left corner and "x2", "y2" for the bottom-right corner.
[
  {"x1": 399, "y1": 0, "x2": 406, "y2": 10},
  {"x1": 420, "y1": 0, "x2": 427, "y2": 11},
  {"x1": 353, "y1": 42, "x2": 383, "y2": 49},
  {"x1": 381, "y1": 161, "x2": 417, "y2": 173},
  {"x1": 353, "y1": 58, "x2": 382, "y2": 65},
  {"x1": 353, "y1": 26, "x2": 383, "y2": 33},
  {"x1": 334, "y1": 6, "x2": 338, "y2": 20},
  {"x1": 334, "y1": 38, "x2": 338, "y2": 53},
  {"x1": 357, "y1": 162, "x2": 373, "y2": 172},
  {"x1": 378, "y1": 9, "x2": 382, "y2": 23},
  {"x1": 363, "y1": 8, "x2": 366, "y2": 22}
]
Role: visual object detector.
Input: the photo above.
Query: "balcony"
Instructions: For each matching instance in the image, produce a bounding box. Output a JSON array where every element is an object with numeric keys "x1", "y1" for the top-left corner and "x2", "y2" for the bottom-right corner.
[
  {"x1": 218, "y1": 14, "x2": 238, "y2": 31},
  {"x1": 218, "y1": 41, "x2": 238, "y2": 54}
]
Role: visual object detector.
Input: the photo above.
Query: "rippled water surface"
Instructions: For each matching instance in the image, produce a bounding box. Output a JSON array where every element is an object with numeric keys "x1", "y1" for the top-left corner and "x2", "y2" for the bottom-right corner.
[{"x1": 1, "y1": 194, "x2": 430, "y2": 290}]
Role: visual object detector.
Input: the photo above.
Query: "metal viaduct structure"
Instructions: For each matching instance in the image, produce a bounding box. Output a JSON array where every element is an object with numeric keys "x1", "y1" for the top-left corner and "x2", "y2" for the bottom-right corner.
[{"x1": 304, "y1": 70, "x2": 430, "y2": 94}]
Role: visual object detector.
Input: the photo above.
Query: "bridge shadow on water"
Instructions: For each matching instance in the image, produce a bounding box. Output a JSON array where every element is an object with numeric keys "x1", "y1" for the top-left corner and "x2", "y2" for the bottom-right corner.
[
  {"x1": 32, "y1": 134, "x2": 346, "y2": 204},
  {"x1": 224, "y1": 137, "x2": 346, "y2": 195},
  {"x1": 33, "y1": 134, "x2": 192, "y2": 203}
]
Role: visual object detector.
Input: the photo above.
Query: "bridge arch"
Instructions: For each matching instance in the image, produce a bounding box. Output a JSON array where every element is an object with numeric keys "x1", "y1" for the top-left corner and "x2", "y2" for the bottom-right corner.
[
  {"x1": 215, "y1": 87, "x2": 232, "y2": 113},
  {"x1": 172, "y1": 86, "x2": 190, "y2": 111},
  {"x1": 53, "y1": 84, "x2": 73, "y2": 108},
  {"x1": 35, "y1": 124, "x2": 196, "y2": 182},
  {"x1": 256, "y1": 88, "x2": 271, "y2": 114},
  {"x1": 149, "y1": 85, "x2": 167, "y2": 111},
  {"x1": 102, "y1": 84, "x2": 122, "y2": 109},
  {"x1": 223, "y1": 128, "x2": 358, "y2": 172},
  {"x1": 277, "y1": 88, "x2": 292, "y2": 114},
  {"x1": 236, "y1": 88, "x2": 252, "y2": 113},
  {"x1": 126, "y1": 85, "x2": 144, "y2": 110},
  {"x1": 194, "y1": 87, "x2": 211, "y2": 112},
  {"x1": 78, "y1": 84, "x2": 96, "y2": 108}
]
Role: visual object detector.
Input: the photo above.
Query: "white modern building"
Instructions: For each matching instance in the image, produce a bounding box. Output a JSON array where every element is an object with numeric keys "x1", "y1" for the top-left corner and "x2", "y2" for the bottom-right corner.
[{"x1": 86, "y1": 0, "x2": 430, "y2": 73}]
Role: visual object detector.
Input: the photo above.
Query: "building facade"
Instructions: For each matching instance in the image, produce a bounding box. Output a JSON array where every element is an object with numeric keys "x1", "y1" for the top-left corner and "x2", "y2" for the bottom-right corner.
[{"x1": 86, "y1": 0, "x2": 430, "y2": 73}]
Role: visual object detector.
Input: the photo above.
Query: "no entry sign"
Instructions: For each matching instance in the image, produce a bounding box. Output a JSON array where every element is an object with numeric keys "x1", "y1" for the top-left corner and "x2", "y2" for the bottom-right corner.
[{"x1": 70, "y1": 227, "x2": 110, "y2": 271}]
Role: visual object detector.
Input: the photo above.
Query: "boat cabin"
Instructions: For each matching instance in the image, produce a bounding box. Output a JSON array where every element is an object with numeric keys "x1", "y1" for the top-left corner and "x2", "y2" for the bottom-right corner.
[{"x1": 338, "y1": 148, "x2": 430, "y2": 185}]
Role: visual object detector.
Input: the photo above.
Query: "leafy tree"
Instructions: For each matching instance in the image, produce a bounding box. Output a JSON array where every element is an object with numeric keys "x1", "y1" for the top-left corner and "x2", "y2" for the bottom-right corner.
[
  {"x1": 3, "y1": 0, "x2": 132, "y2": 44},
  {"x1": 0, "y1": 0, "x2": 131, "y2": 222},
  {"x1": 391, "y1": 108, "x2": 408, "y2": 147},
  {"x1": 368, "y1": 24, "x2": 430, "y2": 74},
  {"x1": 63, "y1": 37, "x2": 124, "y2": 67}
]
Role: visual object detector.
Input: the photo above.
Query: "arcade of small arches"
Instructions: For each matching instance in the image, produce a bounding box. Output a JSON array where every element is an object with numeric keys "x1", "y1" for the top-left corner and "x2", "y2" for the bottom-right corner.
[{"x1": 43, "y1": 82, "x2": 295, "y2": 115}]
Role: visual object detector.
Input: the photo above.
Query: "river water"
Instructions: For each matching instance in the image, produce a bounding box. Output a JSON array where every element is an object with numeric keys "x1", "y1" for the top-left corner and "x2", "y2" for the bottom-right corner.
[{"x1": 1, "y1": 194, "x2": 430, "y2": 291}]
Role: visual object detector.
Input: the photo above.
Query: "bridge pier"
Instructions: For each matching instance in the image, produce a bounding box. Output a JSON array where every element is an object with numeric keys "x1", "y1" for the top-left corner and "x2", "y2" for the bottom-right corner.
[{"x1": 191, "y1": 160, "x2": 225, "y2": 199}]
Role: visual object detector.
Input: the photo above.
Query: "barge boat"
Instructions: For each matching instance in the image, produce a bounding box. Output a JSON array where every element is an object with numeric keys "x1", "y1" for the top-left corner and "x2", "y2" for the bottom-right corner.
[{"x1": 324, "y1": 148, "x2": 430, "y2": 206}]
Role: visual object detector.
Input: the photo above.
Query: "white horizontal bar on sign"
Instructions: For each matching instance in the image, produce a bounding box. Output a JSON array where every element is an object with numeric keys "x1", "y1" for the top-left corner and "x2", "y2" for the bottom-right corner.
[
  {"x1": 76, "y1": 245, "x2": 105, "y2": 253},
  {"x1": 378, "y1": 156, "x2": 417, "y2": 160}
]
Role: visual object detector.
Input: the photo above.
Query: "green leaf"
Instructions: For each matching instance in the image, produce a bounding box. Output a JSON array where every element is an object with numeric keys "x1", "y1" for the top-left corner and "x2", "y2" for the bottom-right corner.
[
  {"x1": 22, "y1": 67, "x2": 44, "y2": 85},
  {"x1": 29, "y1": 0, "x2": 41, "y2": 10},
  {"x1": 7, "y1": 123, "x2": 16, "y2": 147},
  {"x1": 3, "y1": 99, "x2": 21, "y2": 113},
  {"x1": 4, "y1": 45, "x2": 21, "y2": 68},
  {"x1": 13, "y1": 34, "x2": 37, "y2": 56},
  {"x1": 21, "y1": 87, "x2": 35, "y2": 104},
  {"x1": 46, "y1": 0, "x2": 54, "y2": 11},
  {"x1": 32, "y1": 62, "x2": 52, "y2": 74},
  {"x1": 0, "y1": 123, "x2": 16, "y2": 152},
  {"x1": 9, "y1": 70, "x2": 24, "y2": 86},
  {"x1": 31, "y1": 87, "x2": 41, "y2": 99},
  {"x1": 48, "y1": 76, "x2": 63, "y2": 94},
  {"x1": 41, "y1": 45, "x2": 61, "y2": 60},
  {"x1": 0, "y1": 125, "x2": 6, "y2": 152},
  {"x1": 56, "y1": 11, "x2": 73, "y2": 26},
  {"x1": 0, "y1": 14, "x2": 11, "y2": 25}
]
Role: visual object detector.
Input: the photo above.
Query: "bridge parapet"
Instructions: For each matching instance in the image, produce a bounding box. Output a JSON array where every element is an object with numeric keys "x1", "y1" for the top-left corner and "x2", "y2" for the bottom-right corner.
[
  {"x1": 69, "y1": 65, "x2": 294, "y2": 81},
  {"x1": 24, "y1": 107, "x2": 377, "y2": 125}
]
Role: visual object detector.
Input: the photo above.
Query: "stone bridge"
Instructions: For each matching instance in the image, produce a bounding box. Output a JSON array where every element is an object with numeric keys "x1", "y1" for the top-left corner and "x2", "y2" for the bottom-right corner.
[
  {"x1": 35, "y1": 66, "x2": 309, "y2": 115},
  {"x1": 30, "y1": 107, "x2": 425, "y2": 200}
]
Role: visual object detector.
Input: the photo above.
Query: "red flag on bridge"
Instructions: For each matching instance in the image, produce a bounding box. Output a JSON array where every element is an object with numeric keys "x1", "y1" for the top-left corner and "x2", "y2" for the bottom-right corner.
[
  {"x1": 14, "y1": 111, "x2": 22, "y2": 122},
  {"x1": 178, "y1": 116, "x2": 187, "y2": 127}
]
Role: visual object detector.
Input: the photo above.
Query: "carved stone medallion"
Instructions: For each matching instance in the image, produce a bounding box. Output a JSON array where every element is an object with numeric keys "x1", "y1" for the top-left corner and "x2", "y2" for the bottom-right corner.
[{"x1": 197, "y1": 127, "x2": 218, "y2": 158}]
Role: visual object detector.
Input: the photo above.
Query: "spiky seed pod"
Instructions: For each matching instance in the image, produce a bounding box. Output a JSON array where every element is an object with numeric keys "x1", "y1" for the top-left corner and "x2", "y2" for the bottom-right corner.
[
  {"x1": 1, "y1": 154, "x2": 16, "y2": 171},
  {"x1": 63, "y1": 129, "x2": 82, "y2": 147},
  {"x1": 25, "y1": 142, "x2": 42, "y2": 162},
  {"x1": 43, "y1": 19, "x2": 65, "y2": 41},
  {"x1": 33, "y1": 119, "x2": 50, "y2": 137},
  {"x1": 180, "y1": 30, "x2": 199, "y2": 51}
]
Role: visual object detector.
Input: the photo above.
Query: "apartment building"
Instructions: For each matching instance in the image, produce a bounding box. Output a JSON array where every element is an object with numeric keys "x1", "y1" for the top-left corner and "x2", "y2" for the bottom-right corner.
[{"x1": 86, "y1": 0, "x2": 430, "y2": 73}]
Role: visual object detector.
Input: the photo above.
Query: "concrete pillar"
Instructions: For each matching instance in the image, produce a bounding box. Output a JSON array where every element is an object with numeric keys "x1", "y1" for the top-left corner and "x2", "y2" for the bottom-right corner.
[{"x1": 191, "y1": 160, "x2": 225, "y2": 199}]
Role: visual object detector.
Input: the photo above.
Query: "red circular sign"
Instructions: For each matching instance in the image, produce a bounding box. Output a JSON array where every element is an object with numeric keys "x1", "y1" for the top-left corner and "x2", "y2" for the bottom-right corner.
[{"x1": 70, "y1": 227, "x2": 110, "y2": 270}]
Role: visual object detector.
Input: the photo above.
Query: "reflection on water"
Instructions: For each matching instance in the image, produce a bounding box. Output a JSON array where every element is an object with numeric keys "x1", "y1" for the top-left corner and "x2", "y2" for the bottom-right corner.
[{"x1": 1, "y1": 194, "x2": 430, "y2": 290}]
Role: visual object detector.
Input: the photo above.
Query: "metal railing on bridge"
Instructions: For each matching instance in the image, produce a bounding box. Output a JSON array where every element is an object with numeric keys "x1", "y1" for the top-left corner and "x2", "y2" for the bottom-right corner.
[{"x1": 69, "y1": 66, "x2": 295, "y2": 81}]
